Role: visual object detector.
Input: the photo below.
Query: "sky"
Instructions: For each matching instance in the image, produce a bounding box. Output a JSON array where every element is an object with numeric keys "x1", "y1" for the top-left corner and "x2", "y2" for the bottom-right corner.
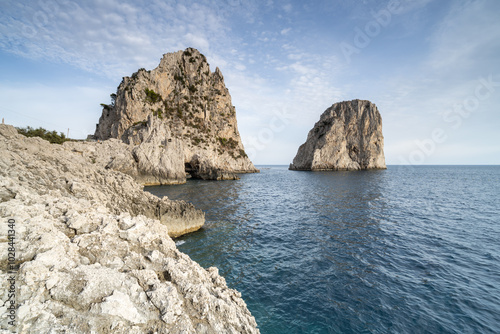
[{"x1": 1, "y1": 0, "x2": 499, "y2": 165}]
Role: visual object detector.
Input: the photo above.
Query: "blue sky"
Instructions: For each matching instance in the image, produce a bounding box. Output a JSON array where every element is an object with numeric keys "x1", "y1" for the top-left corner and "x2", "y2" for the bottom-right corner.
[{"x1": 1, "y1": 0, "x2": 499, "y2": 165}]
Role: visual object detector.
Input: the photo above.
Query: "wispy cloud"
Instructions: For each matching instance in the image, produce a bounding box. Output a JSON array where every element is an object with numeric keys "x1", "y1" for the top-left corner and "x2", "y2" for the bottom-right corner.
[
  {"x1": 426, "y1": 0, "x2": 500, "y2": 78},
  {"x1": 0, "y1": 0, "x2": 231, "y2": 77},
  {"x1": 1, "y1": 0, "x2": 499, "y2": 164},
  {"x1": 282, "y1": 4, "x2": 293, "y2": 13},
  {"x1": 372, "y1": 0, "x2": 500, "y2": 164},
  {"x1": 280, "y1": 28, "x2": 292, "y2": 35}
]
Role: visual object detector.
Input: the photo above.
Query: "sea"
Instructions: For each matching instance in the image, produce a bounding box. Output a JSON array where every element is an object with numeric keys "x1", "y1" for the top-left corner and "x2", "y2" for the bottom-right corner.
[{"x1": 146, "y1": 165, "x2": 500, "y2": 334}]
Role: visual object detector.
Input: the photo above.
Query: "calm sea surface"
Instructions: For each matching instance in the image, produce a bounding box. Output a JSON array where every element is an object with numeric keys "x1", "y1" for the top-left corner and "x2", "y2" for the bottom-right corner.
[{"x1": 146, "y1": 166, "x2": 500, "y2": 334}]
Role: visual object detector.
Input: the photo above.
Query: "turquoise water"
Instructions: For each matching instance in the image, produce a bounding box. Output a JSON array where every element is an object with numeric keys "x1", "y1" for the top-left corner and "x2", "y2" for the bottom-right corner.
[{"x1": 146, "y1": 166, "x2": 500, "y2": 333}]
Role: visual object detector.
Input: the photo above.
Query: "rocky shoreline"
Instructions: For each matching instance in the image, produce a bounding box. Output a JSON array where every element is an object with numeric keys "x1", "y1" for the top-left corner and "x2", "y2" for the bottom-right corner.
[{"x1": 0, "y1": 124, "x2": 259, "y2": 333}]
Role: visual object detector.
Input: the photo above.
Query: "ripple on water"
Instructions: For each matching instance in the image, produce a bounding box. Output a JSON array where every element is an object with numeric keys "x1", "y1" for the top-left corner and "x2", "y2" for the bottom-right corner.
[{"x1": 146, "y1": 166, "x2": 500, "y2": 334}]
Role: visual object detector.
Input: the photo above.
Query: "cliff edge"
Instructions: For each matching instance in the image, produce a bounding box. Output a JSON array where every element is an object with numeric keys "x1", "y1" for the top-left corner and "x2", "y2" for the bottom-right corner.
[
  {"x1": 0, "y1": 124, "x2": 259, "y2": 333},
  {"x1": 289, "y1": 99, "x2": 386, "y2": 171},
  {"x1": 94, "y1": 48, "x2": 258, "y2": 185}
]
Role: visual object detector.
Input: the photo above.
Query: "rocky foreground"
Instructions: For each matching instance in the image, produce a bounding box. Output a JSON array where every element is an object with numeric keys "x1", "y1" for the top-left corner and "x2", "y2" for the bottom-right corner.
[
  {"x1": 0, "y1": 125, "x2": 259, "y2": 333},
  {"x1": 290, "y1": 99, "x2": 386, "y2": 171}
]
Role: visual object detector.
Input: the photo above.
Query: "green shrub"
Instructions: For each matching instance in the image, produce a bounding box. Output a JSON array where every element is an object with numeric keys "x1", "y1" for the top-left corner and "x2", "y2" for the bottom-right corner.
[
  {"x1": 100, "y1": 103, "x2": 111, "y2": 111},
  {"x1": 192, "y1": 137, "x2": 201, "y2": 145},
  {"x1": 218, "y1": 137, "x2": 228, "y2": 146},
  {"x1": 238, "y1": 149, "x2": 248, "y2": 158},
  {"x1": 131, "y1": 68, "x2": 146, "y2": 80},
  {"x1": 16, "y1": 126, "x2": 69, "y2": 144},
  {"x1": 145, "y1": 88, "x2": 162, "y2": 104},
  {"x1": 110, "y1": 93, "x2": 117, "y2": 106},
  {"x1": 217, "y1": 137, "x2": 238, "y2": 149},
  {"x1": 153, "y1": 108, "x2": 164, "y2": 119}
]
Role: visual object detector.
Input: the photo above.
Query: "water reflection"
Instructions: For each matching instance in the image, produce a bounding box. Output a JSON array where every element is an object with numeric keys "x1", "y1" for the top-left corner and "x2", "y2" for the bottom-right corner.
[
  {"x1": 146, "y1": 166, "x2": 500, "y2": 334},
  {"x1": 283, "y1": 170, "x2": 390, "y2": 332},
  {"x1": 146, "y1": 167, "x2": 391, "y2": 333}
]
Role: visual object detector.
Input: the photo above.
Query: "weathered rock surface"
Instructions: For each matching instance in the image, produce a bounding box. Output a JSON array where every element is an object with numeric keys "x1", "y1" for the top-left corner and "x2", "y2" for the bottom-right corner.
[
  {"x1": 0, "y1": 125, "x2": 204, "y2": 238},
  {"x1": 0, "y1": 124, "x2": 259, "y2": 333},
  {"x1": 94, "y1": 48, "x2": 258, "y2": 185},
  {"x1": 289, "y1": 99, "x2": 386, "y2": 171},
  {"x1": 64, "y1": 135, "x2": 187, "y2": 187}
]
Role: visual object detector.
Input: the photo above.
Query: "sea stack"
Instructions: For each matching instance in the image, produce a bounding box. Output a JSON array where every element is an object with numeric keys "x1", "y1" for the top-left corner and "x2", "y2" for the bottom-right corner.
[
  {"x1": 289, "y1": 99, "x2": 386, "y2": 171},
  {"x1": 93, "y1": 47, "x2": 258, "y2": 185}
]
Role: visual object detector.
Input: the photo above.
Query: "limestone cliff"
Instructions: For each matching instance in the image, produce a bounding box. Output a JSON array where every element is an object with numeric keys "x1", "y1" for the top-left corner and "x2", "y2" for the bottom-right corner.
[
  {"x1": 289, "y1": 99, "x2": 386, "y2": 171},
  {"x1": 0, "y1": 124, "x2": 259, "y2": 333},
  {"x1": 94, "y1": 48, "x2": 258, "y2": 184}
]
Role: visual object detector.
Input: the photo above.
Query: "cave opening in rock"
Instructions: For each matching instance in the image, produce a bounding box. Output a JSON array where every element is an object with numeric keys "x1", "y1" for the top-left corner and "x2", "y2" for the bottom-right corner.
[{"x1": 185, "y1": 162, "x2": 195, "y2": 179}]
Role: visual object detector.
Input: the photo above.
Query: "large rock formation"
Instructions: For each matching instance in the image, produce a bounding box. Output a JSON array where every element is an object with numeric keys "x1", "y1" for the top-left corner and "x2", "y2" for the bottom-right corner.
[
  {"x1": 0, "y1": 124, "x2": 259, "y2": 333},
  {"x1": 94, "y1": 48, "x2": 258, "y2": 185},
  {"x1": 289, "y1": 99, "x2": 386, "y2": 171}
]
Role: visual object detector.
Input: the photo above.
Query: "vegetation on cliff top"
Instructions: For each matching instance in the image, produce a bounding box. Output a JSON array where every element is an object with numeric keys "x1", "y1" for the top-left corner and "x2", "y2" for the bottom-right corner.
[
  {"x1": 16, "y1": 126, "x2": 70, "y2": 144},
  {"x1": 95, "y1": 48, "x2": 253, "y2": 163}
]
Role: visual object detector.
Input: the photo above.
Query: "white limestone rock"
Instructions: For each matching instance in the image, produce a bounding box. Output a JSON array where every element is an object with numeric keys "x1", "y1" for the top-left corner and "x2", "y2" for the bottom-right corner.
[
  {"x1": 0, "y1": 124, "x2": 259, "y2": 333},
  {"x1": 0, "y1": 125, "x2": 204, "y2": 237},
  {"x1": 93, "y1": 48, "x2": 259, "y2": 184},
  {"x1": 290, "y1": 99, "x2": 386, "y2": 171}
]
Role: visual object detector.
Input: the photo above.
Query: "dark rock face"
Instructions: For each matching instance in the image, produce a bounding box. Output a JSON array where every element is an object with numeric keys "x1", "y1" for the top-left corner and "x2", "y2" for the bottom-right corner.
[
  {"x1": 94, "y1": 48, "x2": 258, "y2": 185},
  {"x1": 289, "y1": 99, "x2": 386, "y2": 171}
]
